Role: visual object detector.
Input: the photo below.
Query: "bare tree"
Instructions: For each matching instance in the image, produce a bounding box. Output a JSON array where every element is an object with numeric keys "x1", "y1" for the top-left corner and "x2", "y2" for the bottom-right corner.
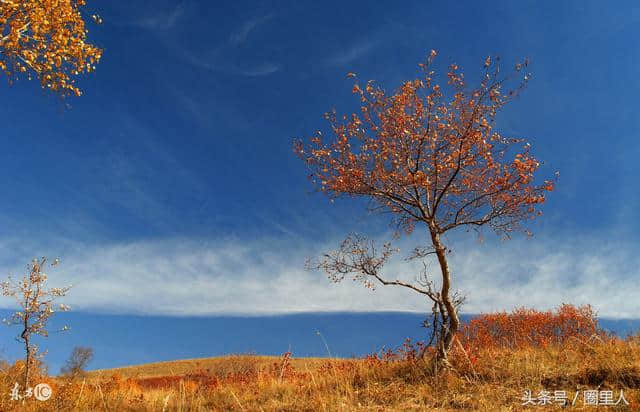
[
  {"x1": 1, "y1": 257, "x2": 72, "y2": 387},
  {"x1": 61, "y1": 346, "x2": 94, "y2": 380}
]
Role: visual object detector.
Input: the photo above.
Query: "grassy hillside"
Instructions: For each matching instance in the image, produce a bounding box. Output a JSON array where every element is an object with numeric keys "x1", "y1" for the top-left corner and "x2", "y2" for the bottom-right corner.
[
  {"x1": 1, "y1": 306, "x2": 639, "y2": 410},
  {"x1": 88, "y1": 354, "x2": 334, "y2": 379},
  {"x1": 0, "y1": 338, "x2": 638, "y2": 411}
]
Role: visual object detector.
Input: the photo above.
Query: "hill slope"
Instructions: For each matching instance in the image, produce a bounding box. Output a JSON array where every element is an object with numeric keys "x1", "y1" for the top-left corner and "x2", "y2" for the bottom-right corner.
[{"x1": 88, "y1": 354, "x2": 333, "y2": 379}]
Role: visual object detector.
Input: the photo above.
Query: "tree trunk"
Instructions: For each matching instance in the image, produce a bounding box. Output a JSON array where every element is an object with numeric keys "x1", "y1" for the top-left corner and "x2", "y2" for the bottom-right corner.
[
  {"x1": 23, "y1": 331, "x2": 30, "y2": 389},
  {"x1": 430, "y1": 230, "x2": 460, "y2": 370}
]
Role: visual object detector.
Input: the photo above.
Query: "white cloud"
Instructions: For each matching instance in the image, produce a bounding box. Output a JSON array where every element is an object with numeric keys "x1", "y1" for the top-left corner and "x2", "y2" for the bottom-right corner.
[
  {"x1": 178, "y1": 13, "x2": 280, "y2": 77},
  {"x1": 326, "y1": 39, "x2": 378, "y2": 67},
  {"x1": 239, "y1": 63, "x2": 281, "y2": 77},
  {"x1": 0, "y1": 232, "x2": 637, "y2": 318},
  {"x1": 229, "y1": 14, "x2": 275, "y2": 46},
  {"x1": 183, "y1": 54, "x2": 282, "y2": 77},
  {"x1": 135, "y1": 4, "x2": 185, "y2": 31}
]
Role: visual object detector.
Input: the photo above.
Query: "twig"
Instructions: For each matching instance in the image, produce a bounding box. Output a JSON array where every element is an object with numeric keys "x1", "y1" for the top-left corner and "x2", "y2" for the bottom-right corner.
[
  {"x1": 96, "y1": 383, "x2": 108, "y2": 412},
  {"x1": 454, "y1": 336, "x2": 478, "y2": 379},
  {"x1": 74, "y1": 379, "x2": 86, "y2": 410},
  {"x1": 162, "y1": 394, "x2": 171, "y2": 412},
  {"x1": 229, "y1": 387, "x2": 245, "y2": 411}
]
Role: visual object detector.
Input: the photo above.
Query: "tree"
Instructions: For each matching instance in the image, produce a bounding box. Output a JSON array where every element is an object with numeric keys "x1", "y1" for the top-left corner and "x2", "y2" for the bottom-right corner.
[
  {"x1": 0, "y1": 0, "x2": 102, "y2": 97},
  {"x1": 1, "y1": 257, "x2": 72, "y2": 388},
  {"x1": 294, "y1": 51, "x2": 554, "y2": 370},
  {"x1": 60, "y1": 346, "x2": 93, "y2": 379}
]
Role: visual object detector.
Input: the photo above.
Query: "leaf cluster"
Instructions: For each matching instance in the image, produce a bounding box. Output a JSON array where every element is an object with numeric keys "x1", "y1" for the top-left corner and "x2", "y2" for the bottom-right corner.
[{"x1": 0, "y1": 0, "x2": 102, "y2": 96}]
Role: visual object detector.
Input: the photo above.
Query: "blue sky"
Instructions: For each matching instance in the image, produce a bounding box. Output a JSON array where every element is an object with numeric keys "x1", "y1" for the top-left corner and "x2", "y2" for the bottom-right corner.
[{"x1": 1, "y1": 0, "x2": 640, "y2": 368}]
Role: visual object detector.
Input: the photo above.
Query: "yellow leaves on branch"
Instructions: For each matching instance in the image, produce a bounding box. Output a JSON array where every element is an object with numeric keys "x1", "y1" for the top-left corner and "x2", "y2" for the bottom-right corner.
[
  {"x1": 295, "y1": 51, "x2": 553, "y2": 236},
  {"x1": 0, "y1": 0, "x2": 102, "y2": 97}
]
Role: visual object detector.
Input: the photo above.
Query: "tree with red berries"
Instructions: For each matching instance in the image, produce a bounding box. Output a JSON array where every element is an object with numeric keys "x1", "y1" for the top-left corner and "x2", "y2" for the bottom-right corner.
[{"x1": 294, "y1": 51, "x2": 554, "y2": 370}]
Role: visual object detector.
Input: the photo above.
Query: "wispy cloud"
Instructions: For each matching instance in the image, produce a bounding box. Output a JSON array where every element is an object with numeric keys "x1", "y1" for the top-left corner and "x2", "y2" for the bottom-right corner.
[
  {"x1": 326, "y1": 39, "x2": 379, "y2": 67},
  {"x1": 165, "y1": 83, "x2": 252, "y2": 137},
  {"x1": 239, "y1": 63, "x2": 281, "y2": 77},
  {"x1": 135, "y1": 4, "x2": 185, "y2": 31},
  {"x1": 71, "y1": 113, "x2": 210, "y2": 233},
  {"x1": 184, "y1": 56, "x2": 281, "y2": 77},
  {"x1": 229, "y1": 13, "x2": 275, "y2": 46},
  {"x1": 180, "y1": 13, "x2": 280, "y2": 77},
  {"x1": 183, "y1": 50, "x2": 281, "y2": 78},
  {"x1": 0, "y1": 232, "x2": 637, "y2": 318}
]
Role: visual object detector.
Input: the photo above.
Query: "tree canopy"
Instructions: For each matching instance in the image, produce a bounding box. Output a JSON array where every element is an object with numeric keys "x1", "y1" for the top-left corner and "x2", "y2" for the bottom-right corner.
[
  {"x1": 0, "y1": 0, "x2": 102, "y2": 97},
  {"x1": 295, "y1": 51, "x2": 553, "y2": 239}
]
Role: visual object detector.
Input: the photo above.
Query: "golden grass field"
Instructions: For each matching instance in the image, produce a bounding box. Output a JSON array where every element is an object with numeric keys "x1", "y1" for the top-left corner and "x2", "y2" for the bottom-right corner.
[
  {"x1": 88, "y1": 355, "x2": 331, "y2": 380},
  {"x1": 1, "y1": 335, "x2": 639, "y2": 411}
]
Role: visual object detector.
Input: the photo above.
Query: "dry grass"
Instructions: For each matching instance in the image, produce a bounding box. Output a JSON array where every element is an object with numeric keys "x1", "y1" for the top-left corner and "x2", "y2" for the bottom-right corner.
[
  {"x1": 1, "y1": 335, "x2": 639, "y2": 411},
  {"x1": 88, "y1": 355, "x2": 331, "y2": 380}
]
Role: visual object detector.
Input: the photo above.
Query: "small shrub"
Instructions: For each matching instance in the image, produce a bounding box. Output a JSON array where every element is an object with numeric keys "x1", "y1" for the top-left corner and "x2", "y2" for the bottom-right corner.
[
  {"x1": 458, "y1": 304, "x2": 606, "y2": 353},
  {"x1": 60, "y1": 346, "x2": 94, "y2": 380}
]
